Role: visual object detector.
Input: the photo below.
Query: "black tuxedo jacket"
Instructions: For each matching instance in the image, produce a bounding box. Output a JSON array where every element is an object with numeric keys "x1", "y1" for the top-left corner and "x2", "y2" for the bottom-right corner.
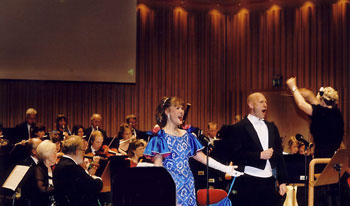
[
  {"x1": 14, "y1": 122, "x2": 31, "y2": 143},
  {"x1": 227, "y1": 117, "x2": 287, "y2": 184},
  {"x1": 133, "y1": 128, "x2": 149, "y2": 142},
  {"x1": 53, "y1": 157, "x2": 103, "y2": 206},
  {"x1": 18, "y1": 156, "x2": 38, "y2": 204}
]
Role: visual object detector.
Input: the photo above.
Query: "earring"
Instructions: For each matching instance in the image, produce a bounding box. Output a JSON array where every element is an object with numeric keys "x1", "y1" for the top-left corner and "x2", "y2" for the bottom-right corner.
[{"x1": 167, "y1": 113, "x2": 170, "y2": 119}]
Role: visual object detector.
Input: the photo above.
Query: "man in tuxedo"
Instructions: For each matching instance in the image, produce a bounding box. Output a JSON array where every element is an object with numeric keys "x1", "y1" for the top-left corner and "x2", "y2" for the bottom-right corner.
[
  {"x1": 228, "y1": 92, "x2": 287, "y2": 206},
  {"x1": 85, "y1": 131, "x2": 105, "y2": 155},
  {"x1": 14, "y1": 108, "x2": 37, "y2": 144},
  {"x1": 18, "y1": 138, "x2": 42, "y2": 206},
  {"x1": 53, "y1": 135, "x2": 103, "y2": 206},
  {"x1": 84, "y1": 113, "x2": 108, "y2": 142},
  {"x1": 126, "y1": 114, "x2": 148, "y2": 141}
]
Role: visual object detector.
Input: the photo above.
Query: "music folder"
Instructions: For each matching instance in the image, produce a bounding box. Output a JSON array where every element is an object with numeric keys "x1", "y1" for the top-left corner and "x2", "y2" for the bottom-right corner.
[{"x1": 2, "y1": 165, "x2": 30, "y2": 191}]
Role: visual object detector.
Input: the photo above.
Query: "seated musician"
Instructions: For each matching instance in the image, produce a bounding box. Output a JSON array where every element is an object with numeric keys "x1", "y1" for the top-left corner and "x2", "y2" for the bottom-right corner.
[
  {"x1": 0, "y1": 123, "x2": 9, "y2": 147},
  {"x1": 31, "y1": 123, "x2": 49, "y2": 141},
  {"x1": 127, "y1": 139, "x2": 147, "y2": 167},
  {"x1": 286, "y1": 136, "x2": 299, "y2": 154},
  {"x1": 33, "y1": 140, "x2": 57, "y2": 206},
  {"x1": 86, "y1": 131, "x2": 105, "y2": 156},
  {"x1": 117, "y1": 124, "x2": 134, "y2": 156},
  {"x1": 18, "y1": 138, "x2": 42, "y2": 205},
  {"x1": 51, "y1": 133, "x2": 64, "y2": 158},
  {"x1": 72, "y1": 124, "x2": 85, "y2": 138},
  {"x1": 53, "y1": 135, "x2": 103, "y2": 206},
  {"x1": 84, "y1": 113, "x2": 108, "y2": 142},
  {"x1": 54, "y1": 114, "x2": 71, "y2": 141}
]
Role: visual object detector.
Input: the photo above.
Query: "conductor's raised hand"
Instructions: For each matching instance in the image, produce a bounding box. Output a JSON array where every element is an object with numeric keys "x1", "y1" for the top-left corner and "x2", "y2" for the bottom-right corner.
[{"x1": 286, "y1": 77, "x2": 297, "y2": 90}]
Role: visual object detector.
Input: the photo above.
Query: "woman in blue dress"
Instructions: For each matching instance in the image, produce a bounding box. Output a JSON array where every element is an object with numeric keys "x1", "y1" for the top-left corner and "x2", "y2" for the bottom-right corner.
[{"x1": 144, "y1": 97, "x2": 242, "y2": 206}]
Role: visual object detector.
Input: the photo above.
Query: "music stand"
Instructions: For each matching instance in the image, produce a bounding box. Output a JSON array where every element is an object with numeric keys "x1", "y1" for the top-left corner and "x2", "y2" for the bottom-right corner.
[
  {"x1": 100, "y1": 161, "x2": 111, "y2": 193},
  {"x1": 111, "y1": 166, "x2": 176, "y2": 206},
  {"x1": 308, "y1": 149, "x2": 350, "y2": 206}
]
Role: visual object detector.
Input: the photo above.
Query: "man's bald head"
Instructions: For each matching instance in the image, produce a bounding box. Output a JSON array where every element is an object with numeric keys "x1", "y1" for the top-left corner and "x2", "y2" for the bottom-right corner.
[{"x1": 247, "y1": 92, "x2": 268, "y2": 119}]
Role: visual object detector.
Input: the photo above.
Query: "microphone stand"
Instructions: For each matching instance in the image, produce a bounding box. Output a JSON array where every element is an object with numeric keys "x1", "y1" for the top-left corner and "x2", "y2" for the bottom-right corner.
[
  {"x1": 206, "y1": 140, "x2": 210, "y2": 206},
  {"x1": 303, "y1": 144, "x2": 309, "y2": 205}
]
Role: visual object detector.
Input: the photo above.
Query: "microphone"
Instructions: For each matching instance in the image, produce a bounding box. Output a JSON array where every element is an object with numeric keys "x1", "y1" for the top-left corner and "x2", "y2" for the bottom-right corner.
[
  {"x1": 96, "y1": 126, "x2": 99, "y2": 131},
  {"x1": 197, "y1": 133, "x2": 215, "y2": 147},
  {"x1": 295, "y1": 134, "x2": 311, "y2": 147}
]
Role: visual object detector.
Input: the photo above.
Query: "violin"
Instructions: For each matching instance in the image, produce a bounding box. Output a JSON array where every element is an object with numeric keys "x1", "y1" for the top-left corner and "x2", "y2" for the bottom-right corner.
[{"x1": 83, "y1": 153, "x2": 103, "y2": 175}]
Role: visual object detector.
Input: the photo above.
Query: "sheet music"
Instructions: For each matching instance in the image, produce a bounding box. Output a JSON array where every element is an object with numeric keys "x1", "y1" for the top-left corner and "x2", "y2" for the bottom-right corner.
[{"x1": 2, "y1": 165, "x2": 30, "y2": 191}]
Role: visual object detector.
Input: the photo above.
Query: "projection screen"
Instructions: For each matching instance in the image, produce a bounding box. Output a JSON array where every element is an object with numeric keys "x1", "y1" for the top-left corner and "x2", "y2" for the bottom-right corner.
[{"x1": 0, "y1": 0, "x2": 136, "y2": 83}]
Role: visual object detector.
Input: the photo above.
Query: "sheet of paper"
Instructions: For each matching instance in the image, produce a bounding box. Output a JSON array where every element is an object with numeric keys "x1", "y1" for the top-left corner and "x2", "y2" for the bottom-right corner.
[{"x1": 2, "y1": 165, "x2": 30, "y2": 191}]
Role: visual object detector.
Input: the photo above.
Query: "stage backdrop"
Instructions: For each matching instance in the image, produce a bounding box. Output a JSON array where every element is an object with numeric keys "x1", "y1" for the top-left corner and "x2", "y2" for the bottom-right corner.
[{"x1": 0, "y1": 0, "x2": 349, "y2": 147}]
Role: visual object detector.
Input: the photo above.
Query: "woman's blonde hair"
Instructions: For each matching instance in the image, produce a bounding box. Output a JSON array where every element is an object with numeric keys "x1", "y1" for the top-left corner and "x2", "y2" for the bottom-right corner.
[{"x1": 318, "y1": 87, "x2": 339, "y2": 106}]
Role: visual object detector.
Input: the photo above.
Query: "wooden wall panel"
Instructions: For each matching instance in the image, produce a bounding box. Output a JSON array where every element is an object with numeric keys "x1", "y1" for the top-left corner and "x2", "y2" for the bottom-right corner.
[{"x1": 0, "y1": 1, "x2": 349, "y2": 147}]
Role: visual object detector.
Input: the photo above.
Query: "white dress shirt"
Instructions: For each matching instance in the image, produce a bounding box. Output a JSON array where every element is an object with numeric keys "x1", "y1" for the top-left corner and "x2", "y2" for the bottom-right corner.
[{"x1": 244, "y1": 114, "x2": 273, "y2": 178}]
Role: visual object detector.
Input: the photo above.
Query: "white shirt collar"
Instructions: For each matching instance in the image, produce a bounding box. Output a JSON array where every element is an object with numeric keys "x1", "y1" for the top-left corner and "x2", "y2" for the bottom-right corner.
[
  {"x1": 247, "y1": 114, "x2": 264, "y2": 124},
  {"x1": 63, "y1": 155, "x2": 78, "y2": 165},
  {"x1": 30, "y1": 155, "x2": 39, "y2": 165},
  {"x1": 91, "y1": 146, "x2": 97, "y2": 154}
]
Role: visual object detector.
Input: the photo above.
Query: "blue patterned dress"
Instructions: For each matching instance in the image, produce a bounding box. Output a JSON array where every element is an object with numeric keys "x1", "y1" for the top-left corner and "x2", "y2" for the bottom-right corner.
[{"x1": 144, "y1": 129, "x2": 204, "y2": 206}]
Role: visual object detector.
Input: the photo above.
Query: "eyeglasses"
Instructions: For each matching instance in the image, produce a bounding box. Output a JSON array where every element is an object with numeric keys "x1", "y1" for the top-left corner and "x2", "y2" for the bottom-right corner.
[{"x1": 78, "y1": 148, "x2": 86, "y2": 153}]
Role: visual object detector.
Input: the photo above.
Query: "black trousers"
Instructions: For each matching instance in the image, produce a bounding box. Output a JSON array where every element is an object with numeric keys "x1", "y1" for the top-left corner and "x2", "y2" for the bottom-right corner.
[{"x1": 234, "y1": 174, "x2": 283, "y2": 206}]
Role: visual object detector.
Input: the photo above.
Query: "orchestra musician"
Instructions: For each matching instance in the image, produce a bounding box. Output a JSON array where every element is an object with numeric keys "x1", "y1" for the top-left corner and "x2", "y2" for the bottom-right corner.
[
  {"x1": 86, "y1": 131, "x2": 106, "y2": 157},
  {"x1": 126, "y1": 114, "x2": 148, "y2": 141},
  {"x1": 127, "y1": 139, "x2": 147, "y2": 167},
  {"x1": 117, "y1": 123, "x2": 134, "y2": 156},
  {"x1": 14, "y1": 108, "x2": 37, "y2": 144},
  {"x1": 0, "y1": 123, "x2": 9, "y2": 147},
  {"x1": 53, "y1": 135, "x2": 103, "y2": 206},
  {"x1": 286, "y1": 136, "x2": 299, "y2": 155},
  {"x1": 72, "y1": 125, "x2": 85, "y2": 138},
  {"x1": 84, "y1": 113, "x2": 108, "y2": 143},
  {"x1": 31, "y1": 123, "x2": 49, "y2": 141},
  {"x1": 18, "y1": 138, "x2": 42, "y2": 206},
  {"x1": 54, "y1": 114, "x2": 71, "y2": 141},
  {"x1": 33, "y1": 140, "x2": 57, "y2": 206}
]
